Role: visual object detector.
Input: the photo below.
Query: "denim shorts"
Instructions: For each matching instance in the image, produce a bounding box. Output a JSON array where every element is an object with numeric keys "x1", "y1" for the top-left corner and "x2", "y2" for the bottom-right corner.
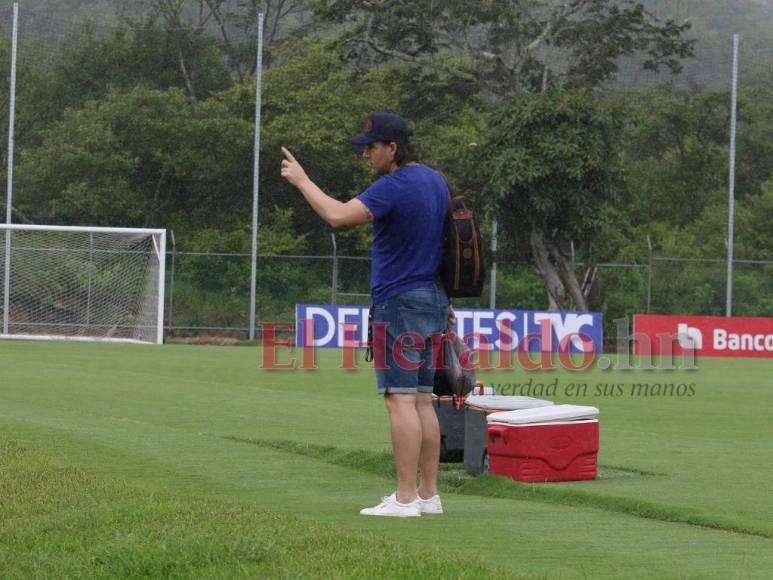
[{"x1": 371, "y1": 282, "x2": 449, "y2": 395}]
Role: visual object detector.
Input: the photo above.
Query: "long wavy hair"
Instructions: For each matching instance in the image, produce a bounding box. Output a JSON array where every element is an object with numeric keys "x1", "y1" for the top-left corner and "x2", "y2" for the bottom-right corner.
[{"x1": 392, "y1": 141, "x2": 420, "y2": 166}]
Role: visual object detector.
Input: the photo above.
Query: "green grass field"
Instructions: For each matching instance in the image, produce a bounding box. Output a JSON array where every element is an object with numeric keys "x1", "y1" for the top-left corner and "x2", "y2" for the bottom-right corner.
[{"x1": 1, "y1": 340, "x2": 772, "y2": 578}]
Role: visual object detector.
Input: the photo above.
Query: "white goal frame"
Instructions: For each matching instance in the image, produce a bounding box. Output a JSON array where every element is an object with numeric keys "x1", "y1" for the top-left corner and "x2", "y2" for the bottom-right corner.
[{"x1": 1, "y1": 224, "x2": 166, "y2": 344}]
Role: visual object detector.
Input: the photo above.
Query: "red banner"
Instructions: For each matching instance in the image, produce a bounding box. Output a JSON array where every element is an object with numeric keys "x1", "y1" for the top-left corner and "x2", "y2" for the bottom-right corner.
[{"x1": 633, "y1": 314, "x2": 773, "y2": 358}]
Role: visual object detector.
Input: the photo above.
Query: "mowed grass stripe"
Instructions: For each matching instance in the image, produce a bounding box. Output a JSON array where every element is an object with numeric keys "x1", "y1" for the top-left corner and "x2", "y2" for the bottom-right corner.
[
  {"x1": 0, "y1": 440, "x2": 512, "y2": 580},
  {"x1": 223, "y1": 436, "x2": 772, "y2": 539}
]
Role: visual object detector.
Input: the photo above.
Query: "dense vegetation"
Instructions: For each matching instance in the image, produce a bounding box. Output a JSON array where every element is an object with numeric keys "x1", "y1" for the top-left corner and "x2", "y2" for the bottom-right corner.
[{"x1": 0, "y1": 1, "x2": 771, "y2": 330}]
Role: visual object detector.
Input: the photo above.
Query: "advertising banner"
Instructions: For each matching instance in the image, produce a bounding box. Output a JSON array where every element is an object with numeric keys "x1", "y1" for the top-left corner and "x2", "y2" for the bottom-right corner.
[
  {"x1": 633, "y1": 314, "x2": 773, "y2": 358},
  {"x1": 295, "y1": 304, "x2": 603, "y2": 353}
]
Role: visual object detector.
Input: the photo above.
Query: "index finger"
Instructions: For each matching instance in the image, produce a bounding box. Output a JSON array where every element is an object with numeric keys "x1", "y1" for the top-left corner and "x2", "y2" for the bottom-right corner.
[{"x1": 281, "y1": 146, "x2": 296, "y2": 162}]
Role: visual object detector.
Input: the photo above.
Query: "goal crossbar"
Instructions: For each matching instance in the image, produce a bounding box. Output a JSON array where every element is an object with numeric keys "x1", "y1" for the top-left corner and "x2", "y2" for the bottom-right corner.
[{"x1": 1, "y1": 224, "x2": 166, "y2": 235}]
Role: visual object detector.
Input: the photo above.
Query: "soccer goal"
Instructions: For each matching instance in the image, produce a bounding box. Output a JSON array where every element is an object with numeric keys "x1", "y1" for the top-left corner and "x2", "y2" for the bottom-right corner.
[{"x1": 0, "y1": 224, "x2": 166, "y2": 344}]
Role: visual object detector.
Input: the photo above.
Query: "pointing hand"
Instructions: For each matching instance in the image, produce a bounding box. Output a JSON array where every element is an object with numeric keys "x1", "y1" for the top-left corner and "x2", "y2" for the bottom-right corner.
[{"x1": 280, "y1": 146, "x2": 310, "y2": 188}]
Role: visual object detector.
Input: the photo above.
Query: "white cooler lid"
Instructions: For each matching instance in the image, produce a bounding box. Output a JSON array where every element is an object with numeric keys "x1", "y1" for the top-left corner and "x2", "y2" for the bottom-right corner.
[
  {"x1": 486, "y1": 404, "x2": 599, "y2": 425},
  {"x1": 465, "y1": 395, "x2": 555, "y2": 411}
]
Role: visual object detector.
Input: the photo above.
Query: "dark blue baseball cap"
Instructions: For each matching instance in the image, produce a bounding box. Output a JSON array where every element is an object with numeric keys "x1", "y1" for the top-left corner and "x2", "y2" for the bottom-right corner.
[{"x1": 349, "y1": 112, "x2": 413, "y2": 145}]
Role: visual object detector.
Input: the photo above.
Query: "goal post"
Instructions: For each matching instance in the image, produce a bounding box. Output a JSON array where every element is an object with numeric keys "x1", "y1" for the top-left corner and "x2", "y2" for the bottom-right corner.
[{"x1": 0, "y1": 224, "x2": 166, "y2": 344}]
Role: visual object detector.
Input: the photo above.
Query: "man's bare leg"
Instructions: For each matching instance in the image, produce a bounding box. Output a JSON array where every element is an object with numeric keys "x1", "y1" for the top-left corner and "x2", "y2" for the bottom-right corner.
[
  {"x1": 415, "y1": 392, "x2": 440, "y2": 498},
  {"x1": 384, "y1": 393, "x2": 421, "y2": 503}
]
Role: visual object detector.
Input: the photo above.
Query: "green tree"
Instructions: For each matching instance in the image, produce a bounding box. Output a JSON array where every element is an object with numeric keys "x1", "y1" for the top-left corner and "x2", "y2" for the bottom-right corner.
[
  {"x1": 47, "y1": 16, "x2": 232, "y2": 107},
  {"x1": 737, "y1": 179, "x2": 773, "y2": 260},
  {"x1": 613, "y1": 85, "x2": 773, "y2": 253},
  {"x1": 0, "y1": 38, "x2": 58, "y2": 221},
  {"x1": 173, "y1": 207, "x2": 317, "y2": 325},
  {"x1": 617, "y1": 88, "x2": 729, "y2": 229},
  {"x1": 220, "y1": 38, "x2": 485, "y2": 255},
  {"x1": 313, "y1": 0, "x2": 693, "y2": 96},
  {"x1": 590, "y1": 84, "x2": 773, "y2": 318},
  {"x1": 135, "y1": 0, "x2": 317, "y2": 78},
  {"x1": 230, "y1": 0, "x2": 318, "y2": 70},
  {"x1": 468, "y1": 88, "x2": 623, "y2": 311},
  {"x1": 14, "y1": 87, "x2": 252, "y2": 231}
]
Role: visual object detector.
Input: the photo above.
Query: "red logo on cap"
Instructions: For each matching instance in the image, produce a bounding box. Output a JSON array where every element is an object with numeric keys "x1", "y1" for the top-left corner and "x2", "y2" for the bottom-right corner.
[{"x1": 364, "y1": 118, "x2": 373, "y2": 132}]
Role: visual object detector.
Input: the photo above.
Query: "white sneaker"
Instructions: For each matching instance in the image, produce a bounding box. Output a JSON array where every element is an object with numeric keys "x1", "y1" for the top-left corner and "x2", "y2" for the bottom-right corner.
[
  {"x1": 359, "y1": 493, "x2": 421, "y2": 517},
  {"x1": 418, "y1": 494, "x2": 443, "y2": 514}
]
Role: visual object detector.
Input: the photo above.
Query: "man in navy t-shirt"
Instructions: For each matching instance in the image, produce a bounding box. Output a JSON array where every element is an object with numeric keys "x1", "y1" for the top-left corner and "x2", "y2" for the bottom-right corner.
[
  {"x1": 281, "y1": 112, "x2": 449, "y2": 517},
  {"x1": 357, "y1": 156, "x2": 447, "y2": 302}
]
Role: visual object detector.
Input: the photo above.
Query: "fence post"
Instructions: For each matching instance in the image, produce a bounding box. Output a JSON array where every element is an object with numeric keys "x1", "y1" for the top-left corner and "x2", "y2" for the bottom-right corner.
[
  {"x1": 331, "y1": 233, "x2": 338, "y2": 305},
  {"x1": 646, "y1": 235, "x2": 653, "y2": 313},
  {"x1": 2, "y1": 3, "x2": 19, "y2": 336},
  {"x1": 725, "y1": 33, "x2": 739, "y2": 317},
  {"x1": 167, "y1": 230, "x2": 176, "y2": 331},
  {"x1": 248, "y1": 12, "x2": 265, "y2": 341},
  {"x1": 489, "y1": 220, "x2": 497, "y2": 308}
]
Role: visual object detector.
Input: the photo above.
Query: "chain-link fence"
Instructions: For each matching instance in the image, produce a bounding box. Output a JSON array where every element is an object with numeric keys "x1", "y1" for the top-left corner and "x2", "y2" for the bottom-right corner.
[
  {"x1": 159, "y1": 246, "x2": 773, "y2": 339},
  {"x1": 649, "y1": 257, "x2": 773, "y2": 317},
  {"x1": 165, "y1": 250, "x2": 336, "y2": 336}
]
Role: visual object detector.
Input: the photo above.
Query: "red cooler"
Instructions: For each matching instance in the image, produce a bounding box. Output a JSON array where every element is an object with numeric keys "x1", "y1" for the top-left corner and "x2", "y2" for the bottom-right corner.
[
  {"x1": 464, "y1": 395, "x2": 554, "y2": 475},
  {"x1": 486, "y1": 405, "x2": 599, "y2": 482}
]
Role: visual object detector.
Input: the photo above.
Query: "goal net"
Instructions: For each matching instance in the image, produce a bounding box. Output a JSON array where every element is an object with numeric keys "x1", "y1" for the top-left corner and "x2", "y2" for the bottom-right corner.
[{"x1": 0, "y1": 225, "x2": 166, "y2": 344}]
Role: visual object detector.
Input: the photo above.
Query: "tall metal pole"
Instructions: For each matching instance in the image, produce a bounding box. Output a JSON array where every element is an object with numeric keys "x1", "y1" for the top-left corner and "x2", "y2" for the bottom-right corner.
[
  {"x1": 3, "y1": 3, "x2": 19, "y2": 335},
  {"x1": 489, "y1": 220, "x2": 497, "y2": 309},
  {"x1": 249, "y1": 13, "x2": 265, "y2": 341},
  {"x1": 726, "y1": 34, "x2": 739, "y2": 317},
  {"x1": 167, "y1": 230, "x2": 176, "y2": 331},
  {"x1": 331, "y1": 233, "x2": 338, "y2": 305},
  {"x1": 156, "y1": 230, "x2": 167, "y2": 344},
  {"x1": 646, "y1": 235, "x2": 653, "y2": 313}
]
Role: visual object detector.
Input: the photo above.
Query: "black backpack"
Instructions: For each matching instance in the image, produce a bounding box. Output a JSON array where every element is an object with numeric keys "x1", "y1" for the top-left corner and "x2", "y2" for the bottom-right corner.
[{"x1": 440, "y1": 195, "x2": 485, "y2": 298}]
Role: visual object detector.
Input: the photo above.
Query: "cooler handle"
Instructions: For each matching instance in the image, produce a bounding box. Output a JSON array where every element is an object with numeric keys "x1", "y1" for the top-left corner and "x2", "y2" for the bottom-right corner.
[{"x1": 487, "y1": 425, "x2": 508, "y2": 446}]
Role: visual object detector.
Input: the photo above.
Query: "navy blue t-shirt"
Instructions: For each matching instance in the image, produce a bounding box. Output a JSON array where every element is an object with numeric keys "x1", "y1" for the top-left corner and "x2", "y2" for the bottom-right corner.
[{"x1": 357, "y1": 164, "x2": 448, "y2": 303}]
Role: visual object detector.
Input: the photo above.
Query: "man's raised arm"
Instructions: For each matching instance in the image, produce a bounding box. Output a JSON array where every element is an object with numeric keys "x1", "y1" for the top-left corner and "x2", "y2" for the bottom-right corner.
[{"x1": 280, "y1": 146, "x2": 372, "y2": 228}]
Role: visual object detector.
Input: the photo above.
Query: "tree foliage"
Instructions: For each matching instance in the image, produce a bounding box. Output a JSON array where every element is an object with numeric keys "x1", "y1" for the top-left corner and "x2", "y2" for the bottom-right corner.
[
  {"x1": 14, "y1": 87, "x2": 252, "y2": 230},
  {"x1": 222, "y1": 38, "x2": 484, "y2": 254},
  {"x1": 468, "y1": 88, "x2": 623, "y2": 310},
  {"x1": 0, "y1": 2, "x2": 771, "y2": 325},
  {"x1": 313, "y1": 0, "x2": 694, "y2": 95}
]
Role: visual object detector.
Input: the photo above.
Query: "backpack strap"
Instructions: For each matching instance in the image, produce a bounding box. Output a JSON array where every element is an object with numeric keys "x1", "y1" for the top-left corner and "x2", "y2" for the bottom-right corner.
[{"x1": 364, "y1": 304, "x2": 374, "y2": 363}]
